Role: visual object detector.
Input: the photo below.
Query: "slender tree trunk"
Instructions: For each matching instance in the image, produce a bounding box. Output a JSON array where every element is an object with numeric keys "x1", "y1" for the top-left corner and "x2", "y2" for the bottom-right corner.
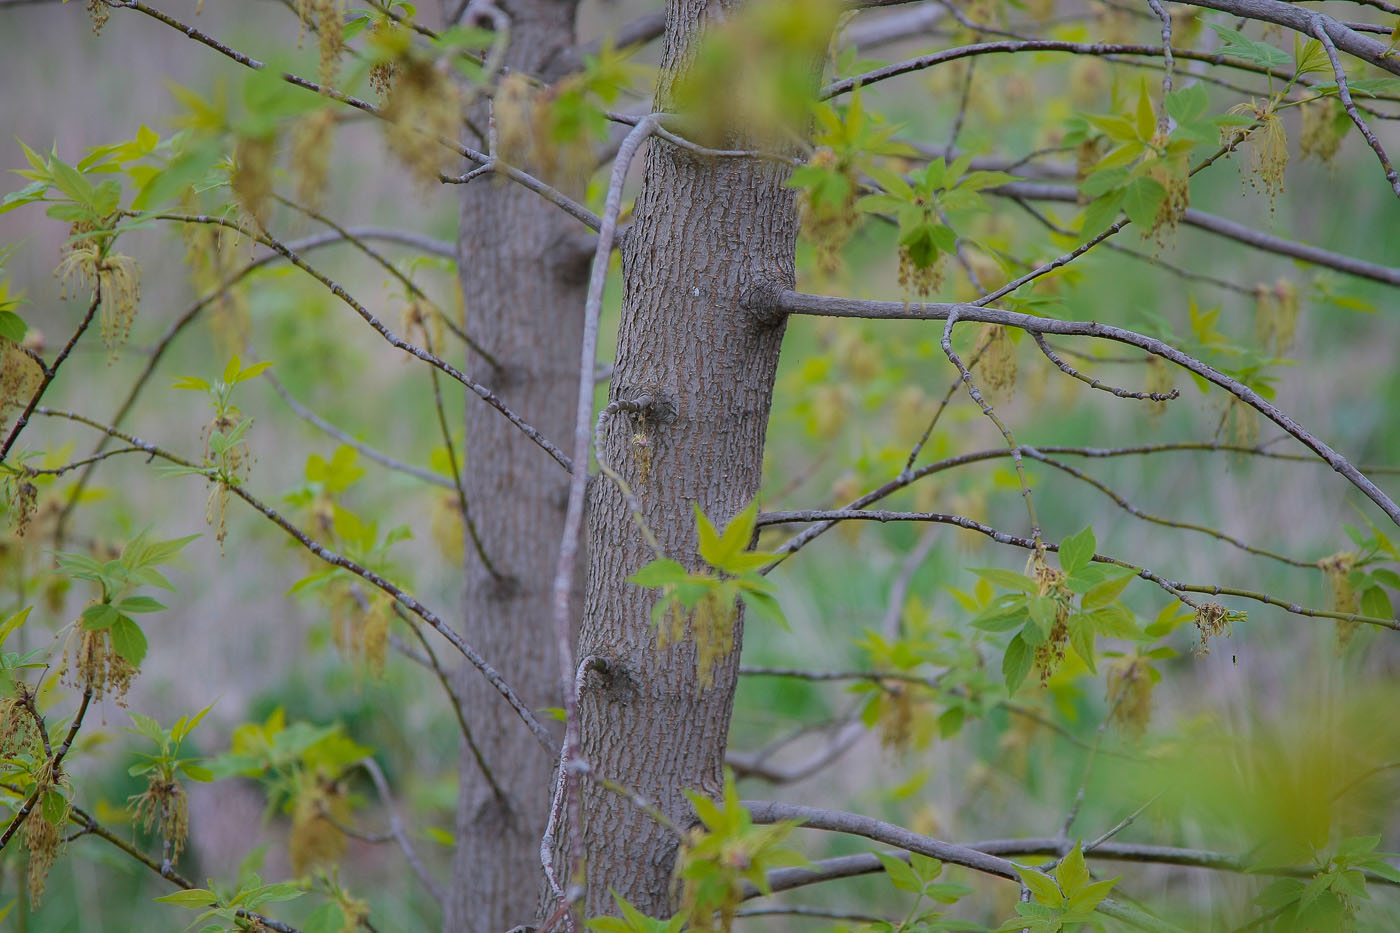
[
  {"x1": 573, "y1": 1, "x2": 801, "y2": 915},
  {"x1": 446, "y1": 3, "x2": 585, "y2": 929}
]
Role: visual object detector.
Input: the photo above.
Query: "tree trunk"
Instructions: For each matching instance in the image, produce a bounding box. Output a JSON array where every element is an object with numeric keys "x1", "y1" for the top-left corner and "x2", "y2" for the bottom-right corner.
[
  {"x1": 446, "y1": 2, "x2": 585, "y2": 929},
  {"x1": 573, "y1": 1, "x2": 801, "y2": 915}
]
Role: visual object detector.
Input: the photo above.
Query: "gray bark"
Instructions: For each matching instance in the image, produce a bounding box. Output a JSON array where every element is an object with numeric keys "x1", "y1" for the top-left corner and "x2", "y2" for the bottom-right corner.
[
  {"x1": 446, "y1": 2, "x2": 586, "y2": 929},
  {"x1": 571, "y1": 0, "x2": 802, "y2": 915}
]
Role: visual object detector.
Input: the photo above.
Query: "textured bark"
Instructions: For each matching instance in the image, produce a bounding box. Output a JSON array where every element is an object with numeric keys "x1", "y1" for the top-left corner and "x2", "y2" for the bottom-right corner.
[
  {"x1": 573, "y1": 1, "x2": 802, "y2": 915},
  {"x1": 445, "y1": 2, "x2": 585, "y2": 930}
]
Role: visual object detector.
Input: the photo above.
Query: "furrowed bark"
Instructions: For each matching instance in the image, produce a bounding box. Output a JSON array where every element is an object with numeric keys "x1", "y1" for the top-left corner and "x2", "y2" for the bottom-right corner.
[
  {"x1": 572, "y1": 1, "x2": 804, "y2": 916},
  {"x1": 446, "y1": 2, "x2": 586, "y2": 929}
]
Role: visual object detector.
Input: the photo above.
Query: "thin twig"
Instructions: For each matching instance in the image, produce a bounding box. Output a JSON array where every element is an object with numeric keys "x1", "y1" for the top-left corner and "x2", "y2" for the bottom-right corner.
[
  {"x1": 942, "y1": 310, "x2": 1043, "y2": 546},
  {"x1": 1146, "y1": 0, "x2": 1174, "y2": 124},
  {"x1": 0, "y1": 689, "x2": 92, "y2": 851},
  {"x1": 54, "y1": 226, "x2": 457, "y2": 543},
  {"x1": 141, "y1": 212, "x2": 572, "y2": 471},
  {"x1": 258, "y1": 365, "x2": 454, "y2": 488},
  {"x1": 32, "y1": 407, "x2": 558, "y2": 750},
  {"x1": 107, "y1": 0, "x2": 601, "y2": 230},
  {"x1": 1313, "y1": 18, "x2": 1400, "y2": 197},
  {"x1": 358, "y1": 756, "x2": 445, "y2": 903},
  {"x1": 1032, "y1": 333, "x2": 1179, "y2": 402},
  {"x1": 757, "y1": 506, "x2": 1400, "y2": 630},
  {"x1": 1, "y1": 289, "x2": 100, "y2": 461},
  {"x1": 388, "y1": 606, "x2": 506, "y2": 802},
  {"x1": 767, "y1": 290, "x2": 1400, "y2": 527},
  {"x1": 993, "y1": 180, "x2": 1400, "y2": 287},
  {"x1": 544, "y1": 113, "x2": 660, "y2": 922}
]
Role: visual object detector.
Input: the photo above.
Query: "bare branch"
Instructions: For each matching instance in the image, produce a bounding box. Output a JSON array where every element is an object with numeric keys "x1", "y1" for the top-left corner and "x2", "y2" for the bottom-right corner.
[
  {"x1": 143, "y1": 213, "x2": 572, "y2": 471},
  {"x1": 1183, "y1": 0, "x2": 1400, "y2": 75},
  {"x1": 941, "y1": 311, "x2": 1044, "y2": 544},
  {"x1": 546, "y1": 113, "x2": 660, "y2": 916},
  {"x1": 765, "y1": 290, "x2": 1400, "y2": 527},
  {"x1": 358, "y1": 757, "x2": 446, "y2": 903},
  {"x1": 1312, "y1": 18, "x2": 1400, "y2": 197},
  {"x1": 1, "y1": 288, "x2": 100, "y2": 461},
  {"x1": 31, "y1": 408, "x2": 559, "y2": 752},
  {"x1": 1032, "y1": 334, "x2": 1179, "y2": 403},
  {"x1": 821, "y1": 37, "x2": 1400, "y2": 100},
  {"x1": 52, "y1": 226, "x2": 453, "y2": 543},
  {"x1": 547, "y1": 11, "x2": 668, "y2": 77},
  {"x1": 258, "y1": 366, "x2": 454, "y2": 489},
  {"x1": 106, "y1": 0, "x2": 600, "y2": 230},
  {"x1": 389, "y1": 606, "x2": 508, "y2": 803},
  {"x1": 0, "y1": 690, "x2": 92, "y2": 851},
  {"x1": 757, "y1": 506, "x2": 1400, "y2": 630},
  {"x1": 744, "y1": 801, "x2": 1184, "y2": 932},
  {"x1": 993, "y1": 181, "x2": 1400, "y2": 286}
]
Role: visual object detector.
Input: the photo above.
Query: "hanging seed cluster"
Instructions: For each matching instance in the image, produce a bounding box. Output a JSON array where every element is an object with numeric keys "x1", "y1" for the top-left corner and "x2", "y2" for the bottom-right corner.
[
  {"x1": 1193, "y1": 602, "x2": 1233, "y2": 654},
  {"x1": 60, "y1": 627, "x2": 136, "y2": 703},
  {"x1": 288, "y1": 776, "x2": 350, "y2": 877},
  {"x1": 1106, "y1": 656, "x2": 1154, "y2": 738},
  {"x1": 975, "y1": 324, "x2": 1018, "y2": 402},
  {"x1": 1319, "y1": 551, "x2": 1360, "y2": 645},
  {"x1": 1030, "y1": 554, "x2": 1071, "y2": 684},
  {"x1": 56, "y1": 244, "x2": 141, "y2": 356},
  {"x1": 1300, "y1": 98, "x2": 1348, "y2": 163},
  {"x1": 129, "y1": 776, "x2": 190, "y2": 862},
  {"x1": 1254, "y1": 279, "x2": 1300, "y2": 356},
  {"x1": 1226, "y1": 101, "x2": 1287, "y2": 206}
]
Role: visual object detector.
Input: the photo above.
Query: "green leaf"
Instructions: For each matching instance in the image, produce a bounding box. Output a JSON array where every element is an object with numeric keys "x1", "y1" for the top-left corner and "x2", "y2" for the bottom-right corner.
[
  {"x1": 1134, "y1": 80, "x2": 1156, "y2": 141},
  {"x1": 877, "y1": 851, "x2": 923, "y2": 893},
  {"x1": 1055, "y1": 842, "x2": 1089, "y2": 894},
  {"x1": 1165, "y1": 84, "x2": 1209, "y2": 124},
  {"x1": 135, "y1": 533, "x2": 199, "y2": 568},
  {"x1": 1121, "y1": 176, "x2": 1166, "y2": 228},
  {"x1": 173, "y1": 701, "x2": 216, "y2": 742},
  {"x1": 303, "y1": 903, "x2": 347, "y2": 933},
  {"x1": 1058, "y1": 526, "x2": 1096, "y2": 574},
  {"x1": 738, "y1": 588, "x2": 787, "y2": 629},
  {"x1": 234, "y1": 360, "x2": 275, "y2": 383},
  {"x1": 714, "y1": 502, "x2": 758, "y2": 570},
  {"x1": 1002, "y1": 633, "x2": 1033, "y2": 695},
  {"x1": 131, "y1": 136, "x2": 224, "y2": 211},
  {"x1": 1015, "y1": 866, "x2": 1063, "y2": 907},
  {"x1": 1068, "y1": 619, "x2": 1096, "y2": 673},
  {"x1": 155, "y1": 889, "x2": 218, "y2": 909},
  {"x1": 110, "y1": 617, "x2": 148, "y2": 666},
  {"x1": 0, "y1": 310, "x2": 24, "y2": 341},
  {"x1": 1083, "y1": 113, "x2": 1139, "y2": 143},
  {"x1": 115, "y1": 596, "x2": 166, "y2": 614},
  {"x1": 0, "y1": 180, "x2": 48, "y2": 216},
  {"x1": 971, "y1": 595, "x2": 1029, "y2": 632},
  {"x1": 1078, "y1": 190, "x2": 1124, "y2": 241},
  {"x1": 48, "y1": 155, "x2": 96, "y2": 209},
  {"x1": 1084, "y1": 605, "x2": 1140, "y2": 639},
  {"x1": 971, "y1": 568, "x2": 1038, "y2": 593},
  {"x1": 694, "y1": 504, "x2": 724, "y2": 567},
  {"x1": 80, "y1": 603, "x2": 122, "y2": 632},
  {"x1": 1081, "y1": 572, "x2": 1133, "y2": 610},
  {"x1": 1207, "y1": 23, "x2": 1291, "y2": 69},
  {"x1": 239, "y1": 882, "x2": 303, "y2": 907},
  {"x1": 1065, "y1": 876, "x2": 1119, "y2": 912},
  {"x1": 629, "y1": 559, "x2": 687, "y2": 588},
  {"x1": 40, "y1": 789, "x2": 66, "y2": 825},
  {"x1": 0, "y1": 606, "x2": 32, "y2": 649},
  {"x1": 1361, "y1": 586, "x2": 1393, "y2": 619},
  {"x1": 1026, "y1": 595, "x2": 1059, "y2": 636}
]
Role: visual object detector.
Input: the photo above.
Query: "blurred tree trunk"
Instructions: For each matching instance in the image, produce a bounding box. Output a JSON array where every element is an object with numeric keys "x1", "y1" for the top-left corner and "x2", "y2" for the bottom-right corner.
[
  {"x1": 446, "y1": 2, "x2": 585, "y2": 930},
  {"x1": 572, "y1": 0, "x2": 800, "y2": 917}
]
